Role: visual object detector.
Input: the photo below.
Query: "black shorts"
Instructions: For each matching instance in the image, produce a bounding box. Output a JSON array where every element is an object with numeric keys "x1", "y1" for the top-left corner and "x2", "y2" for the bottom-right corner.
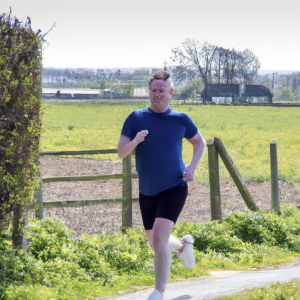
[{"x1": 139, "y1": 183, "x2": 188, "y2": 230}]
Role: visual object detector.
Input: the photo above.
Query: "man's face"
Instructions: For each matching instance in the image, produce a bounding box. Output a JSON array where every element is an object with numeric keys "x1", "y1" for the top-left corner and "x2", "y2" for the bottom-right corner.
[{"x1": 149, "y1": 80, "x2": 171, "y2": 113}]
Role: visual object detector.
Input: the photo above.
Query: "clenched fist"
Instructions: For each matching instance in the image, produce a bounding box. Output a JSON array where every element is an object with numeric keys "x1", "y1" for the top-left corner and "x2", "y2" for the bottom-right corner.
[
  {"x1": 183, "y1": 165, "x2": 195, "y2": 182},
  {"x1": 134, "y1": 130, "x2": 149, "y2": 144}
]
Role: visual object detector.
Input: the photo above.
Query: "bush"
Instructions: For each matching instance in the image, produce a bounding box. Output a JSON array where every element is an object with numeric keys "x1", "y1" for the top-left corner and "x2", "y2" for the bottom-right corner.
[
  {"x1": 0, "y1": 9, "x2": 44, "y2": 247},
  {"x1": 27, "y1": 218, "x2": 74, "y2": 261},
  {"x1": 280, "y1": 203, "x2": 300, "y2": 234},
  {"x1": 173, "y1": 221, "x2": 245, "y2": 254},
  {"x1": 173, "y1": 205, "x2": 300, "y2": 254},
  {"x1": 1, "y1": 205, "x2": 300, "y2": 299},
  {"x1": 176, "y1": 80, "x2": 203, "y2": 100},
  {"x1": 226, "y1": 210, "x2": 288, "y2": 245}
]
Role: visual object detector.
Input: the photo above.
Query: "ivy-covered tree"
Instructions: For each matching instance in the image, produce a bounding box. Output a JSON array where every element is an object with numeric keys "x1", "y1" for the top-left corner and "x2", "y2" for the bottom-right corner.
[{"x1": 0, "y1": 9, "x2": 47, "y2": 248}]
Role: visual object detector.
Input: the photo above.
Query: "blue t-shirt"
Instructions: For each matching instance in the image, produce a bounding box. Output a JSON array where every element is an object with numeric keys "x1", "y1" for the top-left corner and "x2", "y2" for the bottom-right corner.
[{"x1": 121, "y1": 107, "x2": 198, "y2": 196}]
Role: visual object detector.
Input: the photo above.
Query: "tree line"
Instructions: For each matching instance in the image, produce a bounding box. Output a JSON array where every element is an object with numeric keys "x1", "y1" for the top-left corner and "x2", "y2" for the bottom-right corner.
[{"x1": 170, "y1": 39, "x2": 261, "y2": 86}]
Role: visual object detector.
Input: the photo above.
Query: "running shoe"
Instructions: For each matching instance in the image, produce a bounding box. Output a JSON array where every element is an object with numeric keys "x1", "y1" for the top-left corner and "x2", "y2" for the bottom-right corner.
[
  {"x1": 169, "y1": 234, "x2": 195, "y2": 269},
  {"x1": 147, "y1": 289, "x2": 164, "y2": 300}
]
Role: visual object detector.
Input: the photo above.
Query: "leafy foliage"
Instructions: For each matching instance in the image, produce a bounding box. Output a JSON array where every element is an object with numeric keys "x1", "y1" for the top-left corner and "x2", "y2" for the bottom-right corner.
[
  {"x1": 174, "y1": 79, "x2": 203, "y2": 100},
  {"x1": 0, "y1": 10, "x2": 44, "y2": 246},
  {"x1": 226, "y1": 210, "x2": 288, "y2": 245},
  {"x1": 275, "y1": 87, "x2": 294, "y2": 102},
  {"x1": 0, "y1": 204, "x2": 300, "y2": 299}
]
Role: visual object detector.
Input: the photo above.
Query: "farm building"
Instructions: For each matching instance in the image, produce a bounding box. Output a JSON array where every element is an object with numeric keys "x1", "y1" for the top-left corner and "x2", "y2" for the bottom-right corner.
[{"x1": 202, "y1": 83, "x2": 274, "y2": 104}]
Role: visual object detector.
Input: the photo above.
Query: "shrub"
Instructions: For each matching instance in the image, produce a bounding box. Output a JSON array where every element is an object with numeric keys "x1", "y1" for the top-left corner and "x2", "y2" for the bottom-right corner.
[
  {"x1": 226, "y1": 210, "x2": 288, "y2": 245},
  {"x1": 1, "y1": 208, "x2": 300, "y2": 299},
  {"x1": 173, "y1": 221, "x2": 245, "y2": 254},
  {"x1": 0, "y1": 9, "x2": 45, "y2": 247},
  {"x1": 280, "y1": 203, "x2": 300, "y2": 234},
  {"x1": 27, "y1": 218, "x2": 74, "y2": 261}
]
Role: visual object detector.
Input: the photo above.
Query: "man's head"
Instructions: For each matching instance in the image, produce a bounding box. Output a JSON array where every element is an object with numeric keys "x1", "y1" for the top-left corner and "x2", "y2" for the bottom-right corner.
[
  {"x1": 149, "y1": 70, "x2": 174, "y2": 93},
  {"x1": 148, "y1": 70, "x2": 174, "y2": 113}
]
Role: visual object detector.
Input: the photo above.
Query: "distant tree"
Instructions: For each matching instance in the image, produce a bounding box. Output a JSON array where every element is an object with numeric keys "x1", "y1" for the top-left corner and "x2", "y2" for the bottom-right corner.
[
  {"x1": 238, "y1": 49, "x2": 261, "y2": 84},
  {"x1": 171, "y1": 65, "x2": 197, "y2": 87},
  {"x1": 220, "y1": 48, "x2": 243, "y2": 84},
  {"x1": 276, "y1": 87, "x2": 294, "y2": 102},
  {"x1": 212, "y1": 47, "x2": 226, "y2": 83},
  {"x1": 176, "y1": 79, "x2": 203, "y2": 99},
  {"x1": 133, "y1": 70, "x2": 149, "y2": 79},
  {"x1": 98, "y1": 81, "x2": 108, "y2": 96},
  {"x1": 171, "y1": 39, "x2": 260, "y2": 86},
  {"x1": 256, "y1": 73, "x2": 273, "y2": 89},
  {"x1": 293, "y1": 86, "x2": 300, "y2": 101},
  {"x1": 292, "y1": 77, "x2": 297, "y2": 92},
  {"x1": 171, "y1": 39, "x2": 217, "y2": 84}
]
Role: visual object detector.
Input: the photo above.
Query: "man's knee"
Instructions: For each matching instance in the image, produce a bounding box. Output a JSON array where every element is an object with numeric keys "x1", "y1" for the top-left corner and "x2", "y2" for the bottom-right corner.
[{"x1": 152, "y1": 232, "x2": 168, "y2": 251}]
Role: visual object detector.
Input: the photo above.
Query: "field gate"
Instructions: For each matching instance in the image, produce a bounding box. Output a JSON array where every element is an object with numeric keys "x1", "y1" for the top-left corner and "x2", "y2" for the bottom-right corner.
[{"x1": 29, "y1": 149, "x2": 138, "y2": 232}]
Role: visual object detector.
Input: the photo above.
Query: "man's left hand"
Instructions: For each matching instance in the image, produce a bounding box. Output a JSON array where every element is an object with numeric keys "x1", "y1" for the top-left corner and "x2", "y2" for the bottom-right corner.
[{"x1": 183, "y1": 165, "x2": 194, "y2": 182}]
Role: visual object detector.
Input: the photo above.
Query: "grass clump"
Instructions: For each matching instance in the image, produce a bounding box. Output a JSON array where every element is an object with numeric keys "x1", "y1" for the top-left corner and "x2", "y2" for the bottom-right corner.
[
  {"x1": 1, "y1": 204, "x2": 300, "y2": 299},
  {"x1": 211, "y1": 279, "x2": 300, "y2": 299}
]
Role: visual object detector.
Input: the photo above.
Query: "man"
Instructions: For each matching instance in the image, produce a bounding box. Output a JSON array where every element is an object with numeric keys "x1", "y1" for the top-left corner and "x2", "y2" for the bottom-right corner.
[{"x1": 117, "y1": 70, "x2": 205, "y2": 300}]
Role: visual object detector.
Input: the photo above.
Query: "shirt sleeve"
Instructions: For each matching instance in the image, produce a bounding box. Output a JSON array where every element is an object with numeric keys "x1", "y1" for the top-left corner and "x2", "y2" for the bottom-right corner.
[
  {"x1": 121, "y1": 113, "x2": 133, "y2": 139},
  {"x1": 183, "y1": 114, "x2": 198, "y2": 139}
]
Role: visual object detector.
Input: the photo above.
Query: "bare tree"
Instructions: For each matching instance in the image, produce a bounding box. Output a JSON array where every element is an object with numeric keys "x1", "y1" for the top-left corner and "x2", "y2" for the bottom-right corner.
[
  {"x1": 238, "y1": 49, "x2": 261, "y2": 84},
  {"x1": 171, "y1": 65, "x2": 198, "y2": 87},
  {"x1": 171, "y1": 39, "x2": 261, "y2": 87},
  {"x1": 212, "y1": 47, "x2": 226, "y2": 83},
  {"x1": 213, "y1": 47, "x2": 243, "y2": 84},
  {"x1": 171, "y1": 39, "x2": 217, "y2": 84}
]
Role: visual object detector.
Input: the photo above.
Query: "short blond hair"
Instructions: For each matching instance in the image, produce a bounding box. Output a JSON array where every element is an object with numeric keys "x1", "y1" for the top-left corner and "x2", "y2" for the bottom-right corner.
[{"x1": 149, "y1": 70, "x2": 174, "y2": 91}]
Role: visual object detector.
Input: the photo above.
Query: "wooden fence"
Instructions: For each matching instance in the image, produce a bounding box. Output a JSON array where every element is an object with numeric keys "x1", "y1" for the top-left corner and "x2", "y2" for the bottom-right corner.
[
  {"x1": 29, "y1": 149, "x2": 138, "y2": 231},
  {"x1": 207, "y1": 137, "x2": 280, "y2": 220},
  {"x1": 27, "y1": 138, "x2": 280, "y2": 233}
]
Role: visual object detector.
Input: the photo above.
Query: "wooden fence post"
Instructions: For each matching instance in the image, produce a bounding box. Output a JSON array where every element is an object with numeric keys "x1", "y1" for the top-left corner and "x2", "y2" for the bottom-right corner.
[
  {"x1": 207, "y1": 140, "x2": 222, "y2": 220},
  {"x1": 122, "y1": 153, "x2": 132, "y2": 232},
  {"x1": 270, "y1": 140, "x2": 281, "y2": 215},
  {"x1": 38, "y1": 167, "x2": 44, "y2": 219},
  {"x1": 35, "y1": 167, "x2": 44, "y2": 219},
  {"x1": 214, "y1": 137, "x2": 258, "y2": 211},
  {"x1": 35, "y1": 187, "x2": 40, "y2": 220},
  {"x1": 22, "y1": 203, "x2": 29, "y2": 252}
]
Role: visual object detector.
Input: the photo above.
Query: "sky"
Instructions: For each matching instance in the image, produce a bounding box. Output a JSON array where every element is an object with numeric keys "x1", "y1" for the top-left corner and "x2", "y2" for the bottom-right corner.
[{"x1": 1, "y1": 0, "x2": 300, "y2": 70}]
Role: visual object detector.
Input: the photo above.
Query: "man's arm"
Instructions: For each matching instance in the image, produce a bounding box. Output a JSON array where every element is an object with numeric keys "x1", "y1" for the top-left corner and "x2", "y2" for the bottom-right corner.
[
  {"x1": 183, "y1": 131, "x2": 206, "y2": 181},
  {"x1": 117, "y1": 130, "x2": 148, "y2": 159}
]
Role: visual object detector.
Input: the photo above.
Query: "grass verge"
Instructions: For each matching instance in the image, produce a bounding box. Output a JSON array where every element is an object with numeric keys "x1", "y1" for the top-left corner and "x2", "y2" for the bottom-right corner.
[
  {"x1": 1, "y1": 204, "x2": 300, "y2": 300},
  {"x1": 211, "y1": 279, "x2": 300, "y2": 300}
]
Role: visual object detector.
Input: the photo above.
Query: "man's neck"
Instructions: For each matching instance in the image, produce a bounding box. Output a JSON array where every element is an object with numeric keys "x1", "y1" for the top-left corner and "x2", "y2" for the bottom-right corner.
[{"x1": 149, "y1": 104, "x2": 169, "y2": 113}]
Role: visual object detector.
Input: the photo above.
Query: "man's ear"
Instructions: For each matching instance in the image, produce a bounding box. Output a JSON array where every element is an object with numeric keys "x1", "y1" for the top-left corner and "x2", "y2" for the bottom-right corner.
[{"x1": 170, "y1": 89, "x2": 173, "y2": 95}]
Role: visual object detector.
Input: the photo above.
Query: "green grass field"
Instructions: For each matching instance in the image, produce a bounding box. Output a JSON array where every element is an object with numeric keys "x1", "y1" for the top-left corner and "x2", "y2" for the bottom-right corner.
[{"x1": 41, "y1": 102, "x2": 300, "y2": 183}]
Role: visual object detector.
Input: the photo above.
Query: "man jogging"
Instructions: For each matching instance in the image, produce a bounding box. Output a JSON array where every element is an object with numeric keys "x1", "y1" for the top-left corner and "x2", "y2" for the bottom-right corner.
[{"x1": 117, "y1": 70, "x2": 206, "y2": 300}]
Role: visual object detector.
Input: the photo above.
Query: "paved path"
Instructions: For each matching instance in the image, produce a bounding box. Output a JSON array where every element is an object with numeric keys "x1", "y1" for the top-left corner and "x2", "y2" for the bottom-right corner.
[{"x1": 111, "y1": 263, "x2": 300, "y2": 300}]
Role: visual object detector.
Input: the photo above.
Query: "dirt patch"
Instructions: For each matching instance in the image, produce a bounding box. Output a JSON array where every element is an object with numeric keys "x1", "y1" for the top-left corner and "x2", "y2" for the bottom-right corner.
[{"x1": 34, "y1": 157, "x2": 300, "y2": 238}]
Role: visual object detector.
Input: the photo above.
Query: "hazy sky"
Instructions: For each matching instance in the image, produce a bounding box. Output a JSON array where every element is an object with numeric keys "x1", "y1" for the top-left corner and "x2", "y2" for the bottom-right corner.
[{"x1": 2, "y1": 0, "x2": 300, "y2": 70}]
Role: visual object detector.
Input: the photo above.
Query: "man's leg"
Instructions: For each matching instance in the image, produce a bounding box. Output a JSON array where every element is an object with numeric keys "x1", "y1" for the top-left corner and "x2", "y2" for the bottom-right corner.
[
  {"x1": 152, "y1": 217, "x2": 174, "y2": 295},
  {"x1": 146, "y1": 230, "x2": 153, "y2": 249}
]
